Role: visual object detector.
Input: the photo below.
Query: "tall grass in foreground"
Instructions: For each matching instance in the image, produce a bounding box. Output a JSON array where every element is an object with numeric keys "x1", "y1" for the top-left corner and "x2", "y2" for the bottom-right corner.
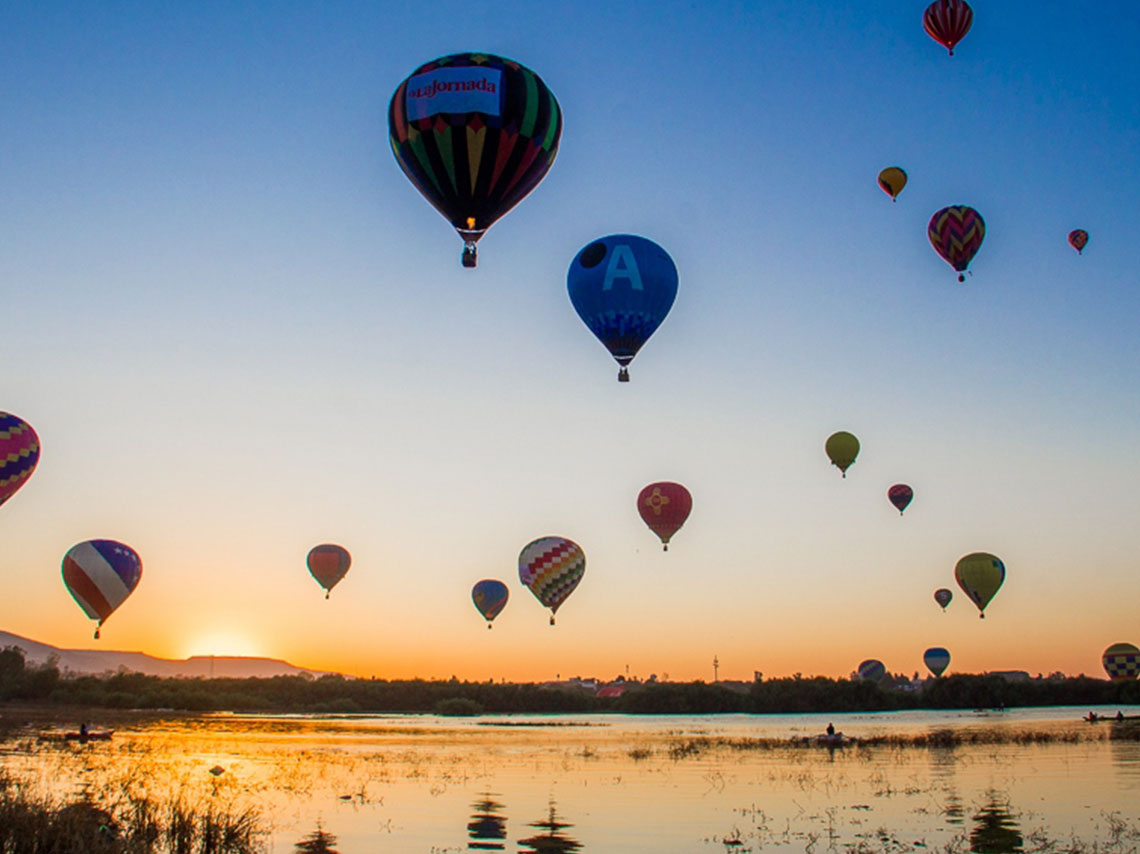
[{"x1": 0, "y1": 770, "x2": 264, "y2": 854}]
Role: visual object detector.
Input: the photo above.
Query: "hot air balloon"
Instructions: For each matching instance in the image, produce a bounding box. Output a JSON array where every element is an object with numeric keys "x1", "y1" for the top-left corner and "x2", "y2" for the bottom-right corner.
[
  {"x1": 954, "y1": 552, "x2": 1005, "y2": 618},
  {"x1": 934, "y1": 588, "x2": 953, "y2": 611},
  {"x1": 388, "y1": 53, "x2": 561, "y2": 268},
  {"x1": 929, "y1": 205, "x2": 985, "y2": 281},
  {"x1": 825, "y1": 431, "x2": 860, "y2": 477},
  {"x1": 472, "y1": 579, "x2": 509, "y2": 628},
  {"x1": 62, "y1": 539, "x2": 142, "y2": 639},
  {"x1": 637, "y1": 482, "x2": 692, "y2": 551},
  {"x1": 857, "y1": 659, "x2": 886, "y2": 682},
  {"x1": 923, "y1": 0, "x2": 973, "y2": 56},
  {"x1": 0, "y1": 412, "x2": 40, "y2": 509},
  {"x1": 888, "y1": 484, "x2": 913, "y2": 515},
  {"x1": 1102, "y1": 642, "x2": 1139, "y2": 681},
  {"x1": 1068, "y1": 229, "x2": 1089, "y2": 254},
  {"x1": 307, "y1": 544, "x2": 351, "y2": 599},
  {"x1": 567, "y1": 235, "x2": 678, "y2": 382},
  {"x1": 924, "y1": 647, "x2": 951, "y2": 678},
  {"x1": 878, "y1": 167, "x2": 907, "y2": 201},
  {"x1": 518, "y1": 537, "x2": 584, "y2": 625}
]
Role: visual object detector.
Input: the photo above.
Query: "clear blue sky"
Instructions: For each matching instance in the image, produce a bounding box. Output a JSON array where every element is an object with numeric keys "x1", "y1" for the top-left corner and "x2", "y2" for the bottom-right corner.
[{"x1": 2, "y1": 1, "x2": 1138, "y2": 681}]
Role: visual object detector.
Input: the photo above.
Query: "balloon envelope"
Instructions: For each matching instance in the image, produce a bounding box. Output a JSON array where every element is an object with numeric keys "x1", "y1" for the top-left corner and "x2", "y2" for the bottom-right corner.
[
  {"x1": 567, "y1": 235, "x2": 678, "y2": 381},
  {"x1": 928, "y1": 205, "x2": 985, "y2": 281},
  {"x1": 1068, "y1": 229, "x2": 1089, "y2": 254},
  {"x1": 519, "y1": 537, "x2": 584, "y2": 622},
  {"x1": 472, "y1": 579, "x2": 509, "y2": 625},
  {"x1": 878, "y1": 167, "x2": 907, "y2": 200},
  {"x1": 924, "y1": 647, "x2": 951, "y2": 678},
  {"x1": 637, "y1": 482, "x2": 692, "y2": 550},
  {"x1": 934, "y1": 588, "x2": 953, "y2": 610},
  {"x1": 923, "y1": 0, "x2": 973, "y2": 55},
  {"x1": 888, "y1": 484, "x2": 913, "y2": 514},
  {"x1": 62, "y1": 539, "x2": 142, "y2": 637},
  {"x1": 0, "y1": 412, "x2": 40, "y2": 509},
  {"x1": 388, "y1": 52, "x2": 561, "y2": 267},
  {"x1": 307, "y1": 544, "x2": 351, "y2": 598},
  {"x1": 857, "y1": 659, "x2": 886, "y2": 682},
  {"x1": 825, "y1": 431, "x2": 860, "y2": 477},
  {"x1": 954, "y1": 552, "x2": 1005, "y2": 617},
  {"x1": 1102, "y1": 642, "x2": 1139, "y2": 681}
]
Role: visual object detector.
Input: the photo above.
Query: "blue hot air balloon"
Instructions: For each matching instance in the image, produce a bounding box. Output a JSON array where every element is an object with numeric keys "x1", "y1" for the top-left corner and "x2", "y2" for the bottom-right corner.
[
  {"x1": 567, "y1": 235, "x2": 678, "y2": 382},
  {"x1": 472, "y1": 579, "x2": 509, "y2": 628},
  {"x1": 924, "y1": 647, "x2": 951, "y2": 678}
]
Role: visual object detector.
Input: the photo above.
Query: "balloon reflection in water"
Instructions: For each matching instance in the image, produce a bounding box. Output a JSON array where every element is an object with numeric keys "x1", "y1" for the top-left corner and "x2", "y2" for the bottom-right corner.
[
  {"x1": 518, "y1": 802, "x2": 581, "y2": 853},
  {"x1": 969, "y1": 793, "x2": 1023, "y2": 854},
  {"x1": 468, "y1": 793, "x2": 507, "y2": 850},
  {"x1": 293, "y1": 826, "x2": 340, "y2": 853}
]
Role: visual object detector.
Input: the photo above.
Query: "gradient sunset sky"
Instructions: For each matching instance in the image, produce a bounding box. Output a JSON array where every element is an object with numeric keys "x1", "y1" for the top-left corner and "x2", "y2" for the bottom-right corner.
[{"x1": 2, "y1": 1, "x2": 1138, "y2": 682}]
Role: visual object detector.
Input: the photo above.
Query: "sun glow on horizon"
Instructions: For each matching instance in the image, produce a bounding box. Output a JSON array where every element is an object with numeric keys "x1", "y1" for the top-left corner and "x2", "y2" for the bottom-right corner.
[{"x1": 181, "y1": 633, "x2": 262, "y2": 660}]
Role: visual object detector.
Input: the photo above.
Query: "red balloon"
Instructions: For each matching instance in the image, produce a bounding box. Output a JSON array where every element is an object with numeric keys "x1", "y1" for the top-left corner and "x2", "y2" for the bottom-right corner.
[
  {"x1": 923, "y1": 0, "x2": 973, "y2": 56},
  {"x1": 1068, "y1": 229, "x2": 1089, "y2": 254},
  {"x1": 637, "y1": 482, "x2": 692, "y2": 551},
  {"x1": 887, "y1": 484, "x2": 913, "y2": 515}
]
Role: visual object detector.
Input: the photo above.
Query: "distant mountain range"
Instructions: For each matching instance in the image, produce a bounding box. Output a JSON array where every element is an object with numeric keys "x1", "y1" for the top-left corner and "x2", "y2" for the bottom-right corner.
[{"x1": 0, "y1": 630, "x2": 334, "y2": 679}]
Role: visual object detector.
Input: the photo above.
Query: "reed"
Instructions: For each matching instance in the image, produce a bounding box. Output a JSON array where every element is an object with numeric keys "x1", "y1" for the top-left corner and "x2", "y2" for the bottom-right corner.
[{"x1": 0, "y1": 769, "x2": 265, "y2": 854}]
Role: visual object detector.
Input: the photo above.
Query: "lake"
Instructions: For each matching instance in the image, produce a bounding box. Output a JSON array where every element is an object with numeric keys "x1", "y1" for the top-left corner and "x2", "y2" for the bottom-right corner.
[{"x1": 4, "y1": 705, "x2": 1140, "y2": 852}]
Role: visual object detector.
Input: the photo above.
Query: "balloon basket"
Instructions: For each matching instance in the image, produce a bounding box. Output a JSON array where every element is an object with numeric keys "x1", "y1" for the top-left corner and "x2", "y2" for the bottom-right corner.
[
  {"x1": 549, "y1": 616, "x2": 555, "y2": 626},
  {"x1": 662, "y1": 544, "x2": 668, "y2": 552},
  {"x1": 325, "y1": 592, "x2": 330, "y2": 600},
  {"x1": 618, "y1": 367, "x2": 629, "y2": 382},
  {"x1": 462, "y1": 245, "x2": 477, "y2": 268}
]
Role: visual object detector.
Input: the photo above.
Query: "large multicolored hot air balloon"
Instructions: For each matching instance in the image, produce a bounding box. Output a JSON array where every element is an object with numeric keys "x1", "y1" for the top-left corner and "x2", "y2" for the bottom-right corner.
[
  {"x1": 307, "y1": 544, "x2": 351, "y2": 599},
  {"x1": 61, "y1": 539, "x2": 142, "y2": 639},
  {"x1": 878, "y1": 167, "x2": 907, "y2": 201},
  {"x1": 472, "y1": 579, "x2": 509, "y2": 628},
  {"x1": 0, "y1": 412, "x2": 40, "y2": 509},
  {"x1": 1102, "y1": 642, "x2": 1139, "y2": 681},
  {"x1": 923, "y1": 0, "x2": 973, "y2": 56},
  {"x1": 637, "y1": 482, "x2": 692, "y2": 551},
  {"x1": 389, "y1": 53, "x2": 561, "y2": 268},
  {"x1": 924, "y1": 647, "x2": 951, "y2": 678},
  {"x1": 825, "y1": 431, "x2": 860, "y2": 478},
  {"x1": 1068, "y1": 229, "x2": 1089, "y2": 255},
  {"x1": 857, "y1": 659, "x2": 886, "y2": 682},
  {"x1": 954, "y1": 552, "x2": 1005, "y2": 618},
  {"x1": 518, "y1": 537, "x2": 584, "y2": 625},
  {"x1": 929, "y1": 205, "x2": 985, "y2": 282},
  {"x1": 934, "y1": 588, "x2": 953, "y2": 611},
  {"x1": 567, "y1": 235, "x2": 678, "y2": 382},
  {"x1": 888, "y1": 484, "x2": 913, "y2": 515}
]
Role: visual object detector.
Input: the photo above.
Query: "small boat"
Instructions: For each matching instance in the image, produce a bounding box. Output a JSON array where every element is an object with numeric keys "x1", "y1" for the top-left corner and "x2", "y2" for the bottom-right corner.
[
  {"x1": 38, "y1": 730, "x2": 115, "y2": 743},
  {"x1": 795, "y1": 732, "x2": 857, "y2": 747}
]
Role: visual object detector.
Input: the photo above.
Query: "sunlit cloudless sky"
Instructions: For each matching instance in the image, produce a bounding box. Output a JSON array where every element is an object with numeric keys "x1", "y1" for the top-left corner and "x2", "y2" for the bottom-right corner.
[{"x1": 2, "y1": 1, "x2": 1138, "y2": 682}]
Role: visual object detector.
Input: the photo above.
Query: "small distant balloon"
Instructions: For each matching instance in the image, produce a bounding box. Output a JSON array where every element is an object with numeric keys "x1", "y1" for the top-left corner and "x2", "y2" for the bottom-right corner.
[
  {"x1": 929, "y1": 205, "x2": 985, "y2": 282},
  {"x1": 0, "y1": 412, "x2": 40, "y2": 509},
  {"x1": 954, "y1": 552, "x2": 1005, "y2": 618},
  {"x1": 923, "y1": 0, "x2": 973, "y2": 56},
  {"x1": 888, "y1": 484, "x2": 913, "y2": 515},
  {"x1": 637, "y1": 482, "x2": 692, "y2": 551},
  {"x1": 825, "y1": 432, "x2": 860, "y2": 478},
  {"x1": 1102, "y1": 642, "x2": 1139, "y2": 681},
  {"x1": 62, "y1": 539, "x2": 142, "y2": 639},
  {"x1": 307, "y1": 544, "x2": 351, "y2": 599},
  {"x1": 878, "y1": 167, "x2": 907, "y2": 201},
  {"x1": 934, "y1": 588, "x2": 953, "y2": 611},
  {"x1": 924, "y1": 647, "x2": 951, "y2": 678},
  {"x1": 857, "y1": 659, "x2": 886, "y2": 682},
  {"x1": 519, "y1": 537, "x2": 584, "y2": 625},
  {"x1": 567, "y1": 235, "x2": 678, "y2": 382},
  {"x1": 472, "y1": 579, "x2": 509, "y2": 628},
  {"x1": 1068, "y1": 229, "x2": 1089, "y2": 254}
]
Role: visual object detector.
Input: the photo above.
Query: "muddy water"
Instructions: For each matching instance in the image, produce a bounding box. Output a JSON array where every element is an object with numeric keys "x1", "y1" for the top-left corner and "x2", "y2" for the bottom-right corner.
[{"x1": 5, "y1": 707, "x2": 1139, "y2": 853}]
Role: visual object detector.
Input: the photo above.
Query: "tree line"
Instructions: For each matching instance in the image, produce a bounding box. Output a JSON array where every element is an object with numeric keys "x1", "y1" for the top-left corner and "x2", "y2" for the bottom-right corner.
[{"x1": 2, "y1": 647, "x2": 1137, "y2": 715}]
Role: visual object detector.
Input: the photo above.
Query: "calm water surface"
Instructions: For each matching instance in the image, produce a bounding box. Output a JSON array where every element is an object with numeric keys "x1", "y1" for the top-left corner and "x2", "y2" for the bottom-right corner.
[{"x1": 6, "y1": 706, "x2": 1140, "y2": 853}]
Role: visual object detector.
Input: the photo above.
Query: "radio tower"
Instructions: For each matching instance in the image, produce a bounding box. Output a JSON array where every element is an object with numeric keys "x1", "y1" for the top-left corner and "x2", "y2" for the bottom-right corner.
[{"x1": 713, "y1": 655, "x2": 719, "y2": 683}]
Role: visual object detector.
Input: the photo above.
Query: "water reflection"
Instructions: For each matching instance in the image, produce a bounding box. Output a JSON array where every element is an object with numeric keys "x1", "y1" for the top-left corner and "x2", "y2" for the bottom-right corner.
[
  {"x1": 518, "y1": 802, "x2": 582, "y2": 853},
  {"x1": 467, "y1": 793, "x2": 507, "y2": 850},
  {"x1": 969, "y1": 794, "x2": 1022, "y2": 854},
  {"x1": 294, "y1": 826, "x2": 340, "y2": 853}
]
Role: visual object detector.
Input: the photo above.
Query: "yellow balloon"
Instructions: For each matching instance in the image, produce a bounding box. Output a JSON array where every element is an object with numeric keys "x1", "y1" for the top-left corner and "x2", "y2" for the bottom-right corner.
[
  {"x1": 954, "y1": 552, "x2": 1005, "y2": 618},
  {"x1": 825, "y1": 431, "x2": 860, "y2": 477},
  {"x1": 878, "y1": 167, "x2": 907, "y2": 200}
]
